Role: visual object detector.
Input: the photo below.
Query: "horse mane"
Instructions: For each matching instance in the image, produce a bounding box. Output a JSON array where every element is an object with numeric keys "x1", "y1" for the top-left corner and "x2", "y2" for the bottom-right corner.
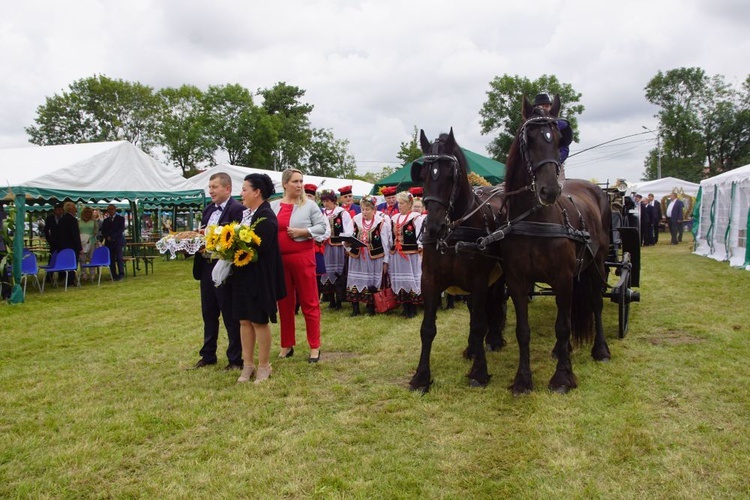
[{"x1": 504, "y1": 106, "x2": 549, "y2": 193}]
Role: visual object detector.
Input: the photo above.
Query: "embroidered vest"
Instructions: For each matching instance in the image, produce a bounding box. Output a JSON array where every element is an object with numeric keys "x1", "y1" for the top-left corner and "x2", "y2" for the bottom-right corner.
[
  {"x1": 328, "y1": 210, "x2": 345, "y2": 246},
  {"x1": 391, "y1": 215, "x2": 419, "y2": 254}
]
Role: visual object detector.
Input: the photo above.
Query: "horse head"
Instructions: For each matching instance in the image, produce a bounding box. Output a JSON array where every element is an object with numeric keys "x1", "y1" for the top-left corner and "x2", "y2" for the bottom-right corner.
[
  {"x1": 507, "y1": 94, "x2": 564, "y2": 206},
  {"x1": 411, "y1": 128, "x2": 471, "y2": 243}
]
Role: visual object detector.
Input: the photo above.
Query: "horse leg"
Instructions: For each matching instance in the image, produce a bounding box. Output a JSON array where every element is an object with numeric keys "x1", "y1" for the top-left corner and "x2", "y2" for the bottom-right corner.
[
  {"x1": 549, "y1": 288, "x2": 577, "y2": 393},
  {"x1": 485, "y1": 278, "x2": 507, "y2": 352},
  {"x1": 466, "y1": 289, "x2": 491, "y2": 387},
  {"x1": 508, "y1": 284, "x2": 533, "y2": 395},
  {"x1": 409, "y1": 286, "x2": 441, "y2": 393},
  {"x1": 590, "y1": 272, "x2": 611, "y2": 361}
]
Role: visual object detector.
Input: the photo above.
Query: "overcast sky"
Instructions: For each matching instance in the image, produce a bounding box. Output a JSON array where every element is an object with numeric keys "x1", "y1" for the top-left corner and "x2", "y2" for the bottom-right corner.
[{"x1": 1, "y1": 0, "x2": 748, "y2": 184}]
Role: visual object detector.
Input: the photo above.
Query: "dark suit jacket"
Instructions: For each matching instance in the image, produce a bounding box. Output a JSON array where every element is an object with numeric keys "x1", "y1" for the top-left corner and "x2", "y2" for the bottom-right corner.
[
  {"x1": 100, "y1": 214, "x2": 126, "y2": 246},
  {"x1": 192, "y1": 197, "x2": 246, "y2": 280},
  {"x1": 44, "y1": 214, "x2": 61, "y2": 252},
  {"x1": 227, "y1": 201, "x2": 287, "y2": 320},
  {"x1": 57, "y1": 212, "x2": 82, "y2": 254},
  {"x1": 669, "y1": 199, "x2": 684, "y2": 225}
]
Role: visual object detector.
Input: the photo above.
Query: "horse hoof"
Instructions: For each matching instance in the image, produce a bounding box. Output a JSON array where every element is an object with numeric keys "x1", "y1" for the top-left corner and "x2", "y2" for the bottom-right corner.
[
  {"x1": 469, "y1": 378, "x2": 488, "y2": 388},
  {"x1": 550, "y1": 384, "x2": 571, "y2": 394},
  {"x1": 511, "y1": 386, "x2": 532, "y2": 396},
  {"x1": 596, "y1": 357, "x2": 611, "y2": 363},
  {"x1": 409, "y1": 380, "x2": 432, "y2": 394}
]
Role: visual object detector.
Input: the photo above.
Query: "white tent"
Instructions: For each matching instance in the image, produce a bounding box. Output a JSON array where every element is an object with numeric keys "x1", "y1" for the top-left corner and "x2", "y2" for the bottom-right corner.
[
  {"x1": 694, "y1": 164, "x2": 750, "y2": 270},
  {"x1": 189, "y1": 164, "x2": 374, "y2": 198},
  {"x1": 629, "y1": 176, "x2": 700, "y2": 201},
  {"x1": 0, "y1": 141, "x2": 205, "y2": 302},
  {"x1": 0, "y1": 141, "x2": 202, "y2": 200}
]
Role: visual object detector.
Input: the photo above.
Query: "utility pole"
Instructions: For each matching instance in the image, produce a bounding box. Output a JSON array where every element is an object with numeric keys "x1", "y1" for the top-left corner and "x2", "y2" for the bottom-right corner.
[{"x1": 642, "y1": 126, "x2": 662, "y2": 179}]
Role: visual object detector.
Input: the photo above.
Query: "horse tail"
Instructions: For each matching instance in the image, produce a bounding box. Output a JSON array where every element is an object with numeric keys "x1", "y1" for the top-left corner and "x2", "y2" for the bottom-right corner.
[{"x1": 570, "y1": 274, "x2": 595, "y2": 345}]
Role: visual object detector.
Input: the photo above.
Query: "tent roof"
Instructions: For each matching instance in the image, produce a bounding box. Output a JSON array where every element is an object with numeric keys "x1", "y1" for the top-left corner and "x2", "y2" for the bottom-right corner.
[
  {"x1": 630, "y1": 176, "x2": 700, "y2": 200},
  {"x1": 0, "y1": 141, "x2": 204, "y2": 204},
  {"x1": 371, "y1": 148, "x2": 505, "y2": 194},
  {"x1": 189, "y1": 164, "x2": 374, "y2": 198},
  {"x1": 699, "y1": 164, "x2": 750, "y2": 187}
]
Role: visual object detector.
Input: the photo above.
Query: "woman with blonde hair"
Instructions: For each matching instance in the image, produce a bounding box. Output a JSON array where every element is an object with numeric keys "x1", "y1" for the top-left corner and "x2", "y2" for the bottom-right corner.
[
  {"x1": 78, "y1": 206, "x2": 100, "y2": 282},
  {"x1": 271, "y1": 168, "x2": 328, "y2": 362},
  {"x1": 389, "y1": 192, "x2": 423, "y2": 318}
]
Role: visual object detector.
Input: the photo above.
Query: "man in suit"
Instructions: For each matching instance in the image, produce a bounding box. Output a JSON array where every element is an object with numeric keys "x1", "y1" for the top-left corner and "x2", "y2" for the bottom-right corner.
[
  {"x1": 647, "y1": 193, "x2": 662, "y2": 244},
  {"x1": 43, "y1": 203, "x2": 64, "y2": 283},
  {"x1": 56, "y1": 201, "x2": 83, "y2": 286},
  {"x1": 100, "y1": 204, "x2": 126, "y2": 281},
  {"x1": 635, "y1": 194, "x2": 651, "y2": 246},
  {"x1": 666, "y1": 192, "x2": 685, "y2": 245},
  {"x1": 192, "y1": 172, "x2": 245, "y2": 370}
]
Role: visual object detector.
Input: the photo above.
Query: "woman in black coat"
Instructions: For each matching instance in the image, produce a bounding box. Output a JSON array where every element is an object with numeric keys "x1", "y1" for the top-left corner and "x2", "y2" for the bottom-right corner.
[{"x1": 227, "y1": 174, "x2": 286, "y2": 384}]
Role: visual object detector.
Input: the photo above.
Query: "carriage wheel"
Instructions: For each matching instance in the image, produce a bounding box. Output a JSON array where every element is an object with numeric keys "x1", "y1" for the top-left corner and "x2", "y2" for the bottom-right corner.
[{"x1": 617, "y1": 267, "x2": 631, "y2": 339}]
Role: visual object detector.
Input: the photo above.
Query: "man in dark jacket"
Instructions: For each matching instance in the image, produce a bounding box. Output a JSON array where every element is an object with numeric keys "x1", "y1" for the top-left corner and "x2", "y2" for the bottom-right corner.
[
  {"x1": 647, "y1": 193, "x2": 662, "y2": 244},
  {"x1": 666, "y1": 192, "x2": 685, "y2": 245},
  {"x1": 57, "y1": 201, "x2": 83, "y2": 286},
  {"x1": 100, "y1": 204, "x2": 126, "y2": 281},
  {"x1": 192, "y1": 172, "x2": 245, "y2": 370}
]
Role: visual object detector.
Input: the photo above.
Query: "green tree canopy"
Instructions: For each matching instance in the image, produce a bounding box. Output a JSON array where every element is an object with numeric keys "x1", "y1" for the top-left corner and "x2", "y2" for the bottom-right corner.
[
  {"x1": 397, "y1": 126, "x2": 423, "y2": 164},
  {"x1": 258, "y1": 82, "x2": 314, "y2": 171},
  {"x1": 304, "y1": 128, "x2": 357, "y2": 178},
  {"x1": 156, "y1": 85, "x2": 216, "y2": 176},
  {"x1": 25, "y1": 74, "x2": 160, "y2": 151},
  {"x1": 644, "y1": 67, "x2": 750, "y2": 181},
  {"x1": 479, "y1": 74, "x2": 583, "y2": 162}
]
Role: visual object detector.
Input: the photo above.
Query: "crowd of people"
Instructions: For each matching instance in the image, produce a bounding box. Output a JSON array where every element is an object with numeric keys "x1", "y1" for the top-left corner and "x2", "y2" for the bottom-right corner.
[
  {"x1": 191, "y1": 170, "x2": 428, "y2": 384},
  {"x1": 633, "y1": 191, "x2": 685, "y2": 246},
  {"x1": 41, "y1": 202, "x2": 126, "y2": 285}
]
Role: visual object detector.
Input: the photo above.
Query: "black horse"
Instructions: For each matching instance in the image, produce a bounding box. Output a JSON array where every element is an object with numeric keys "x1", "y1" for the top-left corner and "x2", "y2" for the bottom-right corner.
[
  {"x1": 408, "y1": 129, "x2": 507, "y2": 393},
  {"x1": 488, "y1": 95, "x2": 612, "y2": 394}
]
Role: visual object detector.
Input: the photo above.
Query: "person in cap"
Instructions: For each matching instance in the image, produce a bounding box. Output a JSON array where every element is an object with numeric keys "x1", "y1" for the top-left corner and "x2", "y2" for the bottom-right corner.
[
  {"x1": 389, "y1": 191, "x2": 423, "y2": 318},
  {"x1": 338, "y1": 185, "x2": 361, "y2": 219},
  {"x1": 409, "y1": 186, "x2": 426, "y2": 216},
  {"x1": 533, "y1": 93, "x2": 573, "y2": 165},
  {"x1": 377, "y1": 186, "x2": 399, "y2": 217},
  {"x1": 319, "y1": 190, "x2": 354, "y2": 310},
  {"x1": 304, "y1": 183, "x2": 318, "y2": 202},
  {"x1": 344, "y1": 196, "x2": 392, "y2": 316}
]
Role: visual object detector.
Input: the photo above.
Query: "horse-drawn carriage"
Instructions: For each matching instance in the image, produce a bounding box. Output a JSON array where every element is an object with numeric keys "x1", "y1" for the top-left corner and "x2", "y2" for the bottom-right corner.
[{"x1": 409, "y1": 95, "x2": 641, "y2": 394}]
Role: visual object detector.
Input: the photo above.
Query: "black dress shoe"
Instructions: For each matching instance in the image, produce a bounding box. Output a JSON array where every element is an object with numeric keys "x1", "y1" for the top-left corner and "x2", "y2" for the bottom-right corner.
[
  {"x1": 191, "y1": 359, "x2": 216, "y2": 369},
  {"x1": 308, "y1": 351, "x2": 321, "y2": 363},
  {"x1": 224, "y1": 363, "x2": 243, "y2": 371},
  {"x1": 279, "y1": 346, "x2": 294, "y2": 358}
]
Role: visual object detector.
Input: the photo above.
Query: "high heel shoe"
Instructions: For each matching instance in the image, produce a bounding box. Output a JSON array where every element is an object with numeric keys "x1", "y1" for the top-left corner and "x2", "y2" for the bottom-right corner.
[
  {"x1": 278, "y1": 347, "x2": 294, "y2": 359},
  {"x1": 254, "y1": 365, "x2": 272, "y2": 384},
  {"x1": 308, "y1": 350, "x2": 321, "y2": 363},
  {"x1": 237, "y1": 365, "x2": 255, "y2": 383}
]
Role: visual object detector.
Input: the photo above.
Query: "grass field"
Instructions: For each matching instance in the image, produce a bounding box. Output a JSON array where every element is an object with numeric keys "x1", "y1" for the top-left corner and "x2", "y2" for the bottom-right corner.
[{"x1": 1, "y1": 239, "x2": 749, "y2": 498}]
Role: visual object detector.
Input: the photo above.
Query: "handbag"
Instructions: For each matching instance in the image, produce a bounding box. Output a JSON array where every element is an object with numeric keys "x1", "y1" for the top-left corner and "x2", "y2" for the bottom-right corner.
[{"x1": 373, "y1": 274, "x2": 399, "y2": 313}]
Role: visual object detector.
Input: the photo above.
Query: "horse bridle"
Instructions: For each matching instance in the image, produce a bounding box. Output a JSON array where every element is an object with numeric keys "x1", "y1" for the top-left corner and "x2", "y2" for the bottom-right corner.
[{"x1": 518, "y1": 115, "x2": 564, "y2": 188}]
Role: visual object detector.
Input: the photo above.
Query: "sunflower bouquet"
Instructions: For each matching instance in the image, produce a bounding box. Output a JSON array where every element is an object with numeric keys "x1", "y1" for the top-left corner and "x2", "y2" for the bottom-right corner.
[{"x1": 204, "y1": 218, "x2": 265, "y2": 286}]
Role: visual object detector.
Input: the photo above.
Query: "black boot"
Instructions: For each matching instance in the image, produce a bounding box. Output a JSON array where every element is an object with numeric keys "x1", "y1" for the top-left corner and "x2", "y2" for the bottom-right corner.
[
  {"x1": 401, "y1": 303, "x2": 409, "y2": 316},
  {"x1": 366, "y1": 303, "x2": 376, "y2": 316},
  {"x1": 406, "y1": 303, "x2": 417, "y2": 319},
  {"x1": 445, "y1": 294, "x2": 455, "y2": 310},
  {"x1": 350, "y1": 302, "x2": 360, "y2": 317}
]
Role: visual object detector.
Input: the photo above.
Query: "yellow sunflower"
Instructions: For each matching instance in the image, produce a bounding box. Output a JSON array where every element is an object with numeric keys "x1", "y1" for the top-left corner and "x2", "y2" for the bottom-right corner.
[
  {"x1": 238, "y1": 227, "x2": 252, "y2": 244},
  {"x1": 249, "y1": 231, "x2": 262, "y2": 247},
  {"x1": 233, "y1": 249, "x2": 253, "y2": 266},
  {"x1": 218, "y1": 225, "x2": 235, "y2": 251}
]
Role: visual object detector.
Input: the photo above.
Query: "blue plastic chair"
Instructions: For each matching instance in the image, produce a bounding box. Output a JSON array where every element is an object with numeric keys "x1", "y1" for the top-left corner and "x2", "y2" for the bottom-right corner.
[
  {"x1": 80, "y1": 246, "x2": 113, "y2": 286},
  {"x1": 20, "y1": 249, "x2": 41, "y2": 297},
  {"x1": 40, "y1": 248, "x2": 78, "y2": 292}
]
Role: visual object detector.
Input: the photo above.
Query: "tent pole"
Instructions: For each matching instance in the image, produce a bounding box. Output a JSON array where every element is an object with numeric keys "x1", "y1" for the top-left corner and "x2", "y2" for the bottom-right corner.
[{"x1": 10, "y1": 194, "x2": 26, "y2": 304}]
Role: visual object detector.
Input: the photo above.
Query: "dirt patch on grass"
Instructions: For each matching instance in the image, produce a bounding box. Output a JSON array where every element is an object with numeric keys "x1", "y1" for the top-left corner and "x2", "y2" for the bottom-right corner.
[
  {"x1": 647, "y1": 330, "x2": 703, "y2": 346},
  {"x1": 321, "y1": 351, "x2": 359, "y2": 361}
]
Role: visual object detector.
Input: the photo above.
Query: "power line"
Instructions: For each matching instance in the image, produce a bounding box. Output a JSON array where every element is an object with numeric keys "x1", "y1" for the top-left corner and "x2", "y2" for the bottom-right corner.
[{"x1": 568, "y1": 130, "x2": 653, "y2": 158}]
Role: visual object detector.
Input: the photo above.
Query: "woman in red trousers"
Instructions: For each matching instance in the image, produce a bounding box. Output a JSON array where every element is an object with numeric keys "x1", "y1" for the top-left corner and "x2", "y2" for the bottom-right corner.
[{"x1": 271, "y1": 168, "x2": 329, "y2": 363}]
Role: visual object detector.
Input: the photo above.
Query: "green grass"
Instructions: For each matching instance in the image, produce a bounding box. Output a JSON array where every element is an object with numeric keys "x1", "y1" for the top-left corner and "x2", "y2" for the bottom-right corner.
[{"x1": 1, "y1": 240, "x2": 749, "y2": 498}]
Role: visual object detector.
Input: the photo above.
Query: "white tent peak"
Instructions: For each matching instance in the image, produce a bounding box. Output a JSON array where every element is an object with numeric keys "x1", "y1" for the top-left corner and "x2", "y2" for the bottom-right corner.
[{"x1": 0, "y1": 141, "x2": 197, "y2": 193}]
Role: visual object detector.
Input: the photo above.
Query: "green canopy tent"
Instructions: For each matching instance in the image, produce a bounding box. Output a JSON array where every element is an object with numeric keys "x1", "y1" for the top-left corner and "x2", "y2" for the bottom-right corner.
[
  {"x1": 371, "y1": 148, "x2": 506, "y2": 194},
  {"x1": 0, "y1": 141, "x2": 205, "y2": 303}
]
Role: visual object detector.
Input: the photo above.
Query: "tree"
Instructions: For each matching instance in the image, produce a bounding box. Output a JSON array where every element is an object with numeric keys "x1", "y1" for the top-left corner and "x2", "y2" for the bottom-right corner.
[
  {"x1": 479, "y1": 74, "x2": 583, "y2": 162},
  {"x1": 304, "y1": 128, "x2": 357, "y2": 178},
  {"x1": 397, "y1": 126, "x2": 424, "y2": 164},
  {"x1": 156, "y1": 85, "x2": 216, "y2": 175},
  {"x1": 202, "y1": 84, "x2": 279, "y2": 169},
  {"x1": 360, "y1": 166, "x2": 397, "y2": 184},
  {"x1": 25, "y1": 74, "x2": 160, "y2": 151},
  {"x1": 258, "y1": 82, "x2": 314, "y2": 170}
]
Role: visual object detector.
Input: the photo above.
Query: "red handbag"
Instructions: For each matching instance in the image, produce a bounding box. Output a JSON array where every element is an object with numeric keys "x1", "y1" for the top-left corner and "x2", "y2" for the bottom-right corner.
[{"x1": 373, "y1": 275, "x2": 399, "y2": 313}]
